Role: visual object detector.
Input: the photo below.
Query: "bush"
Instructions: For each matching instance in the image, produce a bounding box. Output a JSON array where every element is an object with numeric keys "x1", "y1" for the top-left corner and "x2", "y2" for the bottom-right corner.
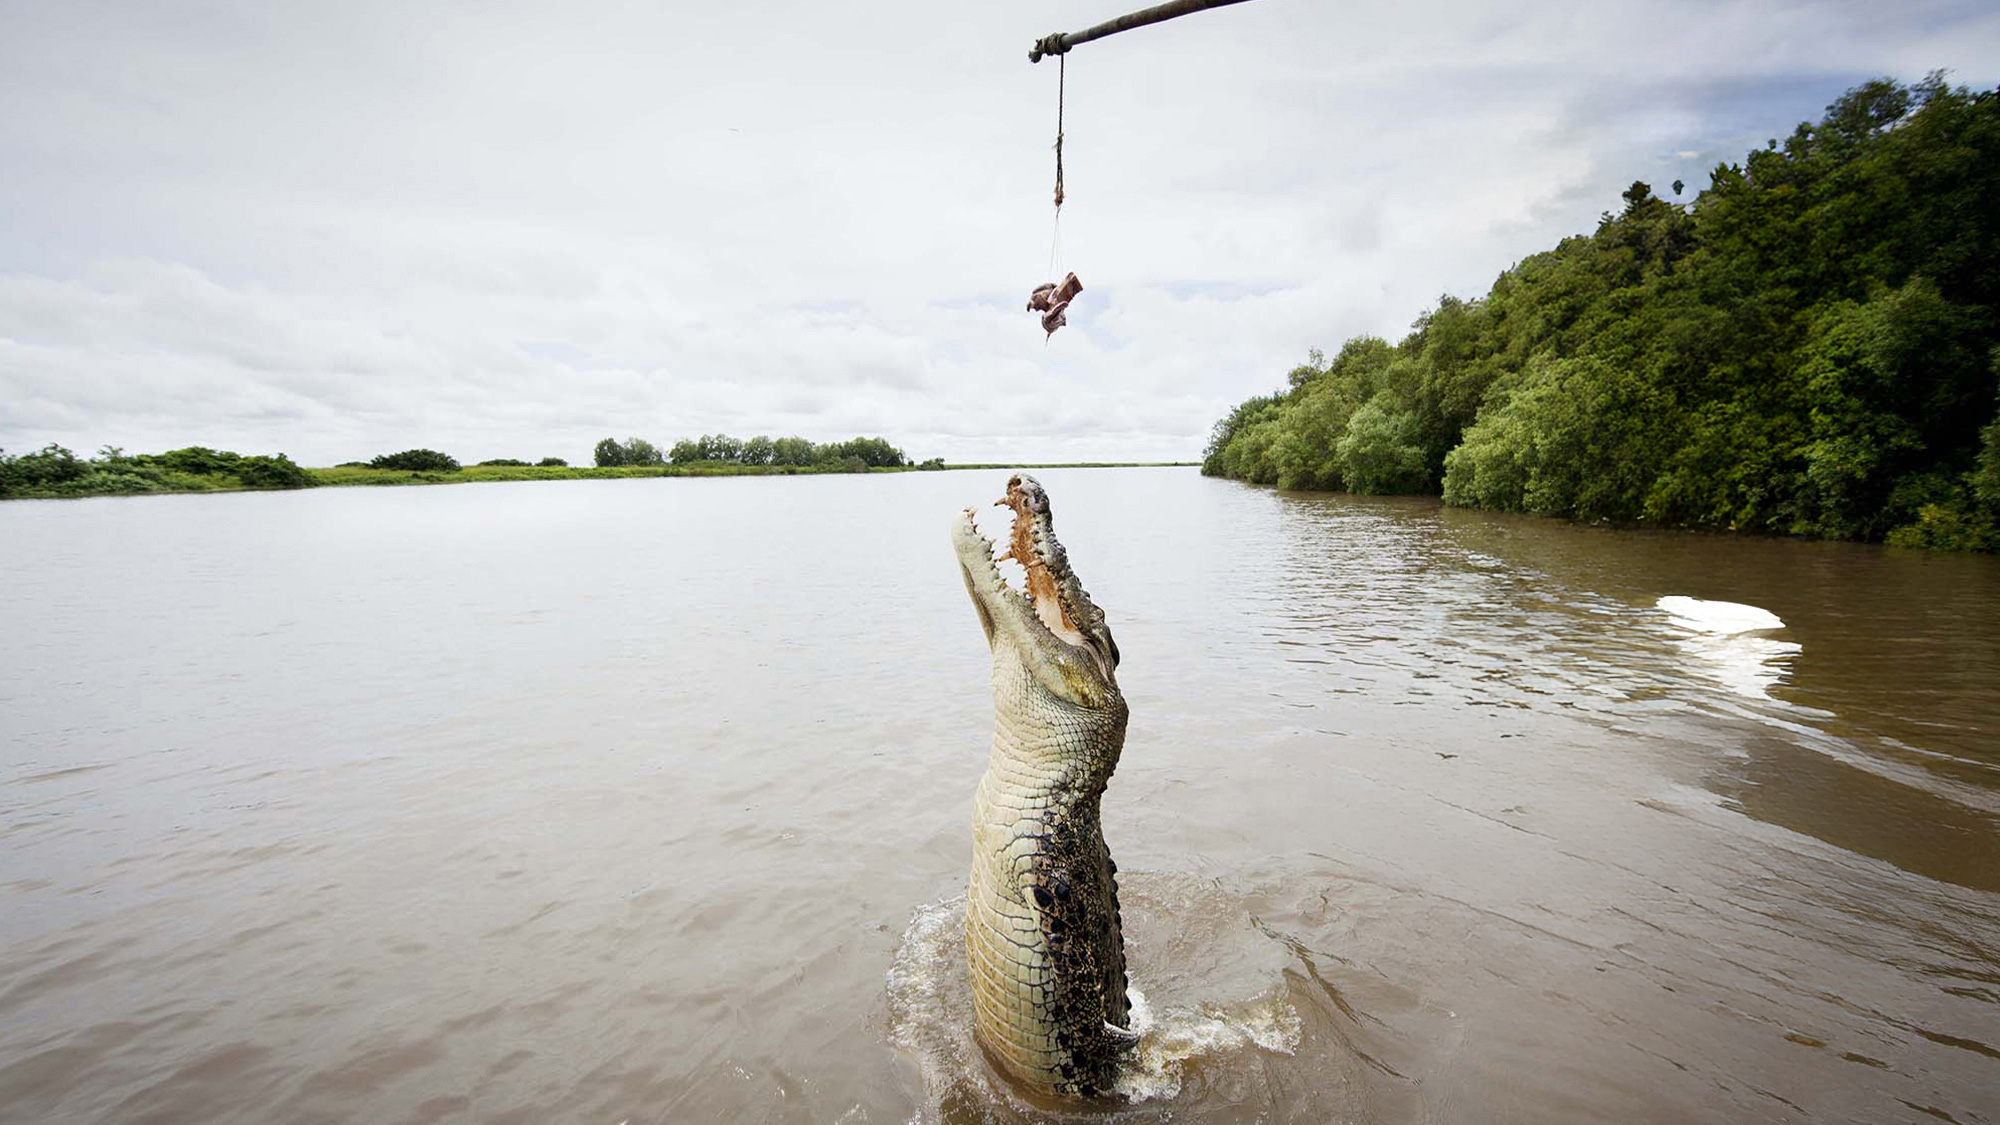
[
  {"x1": 596, "y1": 437, "x2": 662, "y2": 466},
  {"x1": 0, "y1": 445, "x2": 88, "y2": 494},
  {"x1": 1337, "y1": 397, "x2": 1429, "y2": 494},
  {"x1": 478, "y1": 458, "x2": 530, "y2": 467},
  {"x1": 538, "y1": 457, "x2": 567, "y2": 467},
  {"x1": 0, "y1": 444, "x2": 312, "y2": 497},
  {"x1": 1439, "y1": 357, "x2": 1672, "y2": 519},
  {"x1": 1885, "y1": 499, "x2": 1998, "y2": 551},
  {"x1": 655, "y1": 432, "x2": 910, "y2": 468},
  {"x1": 155, "y1": 446, "x2": 239, "y2": 475},
  {"x1": 696, "y1": 434, "x2": 741, "y2": 462},
  {"x1": 369, "y1": 449, "x2": 460, "y2": 472},
  {"x1": 232, "y1": 454, "x2": 314, "y2": 489},
  {"x1": 821, "y1": 436, "x2": 907, "y2": 467},
  {"x1": 770, "y1": 436, "x2": 816, "y2": 466}
]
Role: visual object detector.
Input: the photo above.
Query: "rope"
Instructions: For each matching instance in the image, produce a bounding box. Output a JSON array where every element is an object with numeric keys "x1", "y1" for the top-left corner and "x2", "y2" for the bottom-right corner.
[
  {"x1": 1047, "y1": 207, "x2": 1061, "y2": 283},
  {"x1": 1053, "y1": 53, "x2": 1066, "y2": 211},
  {"x1": 1048, "y1": 54, "x2": 1065, "y2": 278}
]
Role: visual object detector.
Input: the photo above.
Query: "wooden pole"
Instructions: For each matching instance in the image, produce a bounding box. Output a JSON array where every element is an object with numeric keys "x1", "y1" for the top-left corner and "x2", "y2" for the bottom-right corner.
[{"x1": 1028, "y1": 0, "x2": 1258, "y2": 63}]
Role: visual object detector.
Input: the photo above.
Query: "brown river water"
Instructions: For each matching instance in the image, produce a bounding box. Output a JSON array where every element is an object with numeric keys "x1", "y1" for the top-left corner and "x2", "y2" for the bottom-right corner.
[{"x1": 1, "y1": 467, "x2": 1995, "y2": 1124}]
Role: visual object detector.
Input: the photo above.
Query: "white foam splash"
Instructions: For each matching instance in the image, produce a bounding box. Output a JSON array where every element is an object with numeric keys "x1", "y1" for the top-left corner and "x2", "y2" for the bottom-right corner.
[
  {"x1": 1113, "y1": 989, "x2": 1302, "y2": 1102},
  {"x1": 1656, "y1": 595, "x2": 1785, "y2": 634},
  {"x1": 887, "y1": 893, "x2": 1304, "y2": 1113},
  {"x1": 1656, "y1": 595, "x2": 1799, "y2": 701},
  {"x1": 883, "y1": 897, "x2": 963, "y2": 1057}
]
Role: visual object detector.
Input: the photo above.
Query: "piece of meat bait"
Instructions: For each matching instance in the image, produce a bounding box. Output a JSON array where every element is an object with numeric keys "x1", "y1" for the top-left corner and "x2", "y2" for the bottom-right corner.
[{"x1": 1026, "y1": 272, "x2": 1083, "y2": 337}]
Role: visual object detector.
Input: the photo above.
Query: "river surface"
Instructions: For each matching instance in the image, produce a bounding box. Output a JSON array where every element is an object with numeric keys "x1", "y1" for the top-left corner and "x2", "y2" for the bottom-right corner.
[{"x1": 2, "y1": 468, "x2": 1996, "y2": 1124}]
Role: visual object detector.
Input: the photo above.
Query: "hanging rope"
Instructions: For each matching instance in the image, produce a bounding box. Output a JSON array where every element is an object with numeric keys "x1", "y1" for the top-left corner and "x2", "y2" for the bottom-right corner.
[
  {"x1": 1047, "y1": 200, "x2": 1062, "y2": 278},
  {"x1": 1053, "y1": 53, "x2": 1066, "y2": 211},
  {"x1": 1048, "y1": 53, "x2": 1064, "y2": 277}
]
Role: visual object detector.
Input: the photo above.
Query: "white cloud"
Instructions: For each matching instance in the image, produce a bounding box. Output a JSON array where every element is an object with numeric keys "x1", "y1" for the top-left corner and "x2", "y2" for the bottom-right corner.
[{"x1": 1, "y1": 0, "x2": 1995, "y2": 464}]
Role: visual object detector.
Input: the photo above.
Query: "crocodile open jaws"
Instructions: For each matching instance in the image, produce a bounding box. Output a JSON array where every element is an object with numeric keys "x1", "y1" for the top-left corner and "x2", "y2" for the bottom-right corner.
[{"x1": 950, "y1": 474, "x2": 1133, "y2": 1099}]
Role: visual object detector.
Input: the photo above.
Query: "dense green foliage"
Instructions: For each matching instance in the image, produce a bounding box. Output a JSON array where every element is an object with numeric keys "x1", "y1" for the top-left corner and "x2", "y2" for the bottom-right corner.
[
  {"x1": 0, "y1": 445, "x2": 315, "y2": 498},
  {"x1": 1204, "y1": 77, "x2": 2000, "y2": 550},
  {"x1": 600, "y1": 433, "x2": 913, "y2": 469},
  {"x1": 369, "y1": 449, "x2": 461, "y2": 472},
  {"x1": 480, "y1": 456, "x2": 585, "y2": 468},
  {"x1": 594, "y1": 437, "x2": 664, "y2": 466}
]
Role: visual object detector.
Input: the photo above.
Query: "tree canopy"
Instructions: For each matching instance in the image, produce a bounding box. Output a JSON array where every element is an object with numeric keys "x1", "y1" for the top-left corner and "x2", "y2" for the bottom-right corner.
[
  {"x1": 369, "y1": 449, "x2": 460, "y2": 472},
  {"x1": 1203, "y1": 77, "x2": 2000, "y2": 550},
  {"x1": 602, "y1": 433, "x2": 911, "y2": 470}
]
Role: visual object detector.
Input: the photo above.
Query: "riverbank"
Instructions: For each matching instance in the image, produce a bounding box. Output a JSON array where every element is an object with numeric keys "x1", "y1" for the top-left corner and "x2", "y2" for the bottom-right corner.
[
  {"x1": 310, "y1": 461, "x2": 1194, "y2": 488},
  {"x1": 0, "y1": 459, "x2": 1197, "y2": 499}
]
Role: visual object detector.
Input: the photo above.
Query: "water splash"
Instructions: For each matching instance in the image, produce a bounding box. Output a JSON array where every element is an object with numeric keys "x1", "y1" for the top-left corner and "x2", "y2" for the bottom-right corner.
[
  {"x1": 886, "y1": 887, "x2": 1307, "y2": 1121},
  {"x1": 1657, "y1": 595, "x2": 1785, "y2": 633},
  {"x1": 1112, "y1": 988, "x2": 1301, "y2": 1102},
  {"x1": 1656, "y1": 595, "x2": 1799, "y2": 701}
]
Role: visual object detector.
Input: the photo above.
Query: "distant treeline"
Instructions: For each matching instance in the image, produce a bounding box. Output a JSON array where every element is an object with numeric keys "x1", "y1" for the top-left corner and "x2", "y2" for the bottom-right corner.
[
  {"x1": 0, "y1": 441, "x2": 1191, "y2": 500},
  {"x1": 1203, "y1": 77, "x2": 2000, "y2": 551},
  {"x1": 0, "y1": 445, "x2": 314, "y2": 498},
  {"x1": 593, "y1": 434, "x2": 943, "y2": 471},
  {"x1": 0, "y1": 437, "x2": 948, "y2": 499},
  {"x1": 332, "y1": 450, "x2": 568, "y2": 471}
]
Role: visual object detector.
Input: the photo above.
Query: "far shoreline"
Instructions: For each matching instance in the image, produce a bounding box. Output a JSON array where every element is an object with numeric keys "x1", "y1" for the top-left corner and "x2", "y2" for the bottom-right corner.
[{"x1": 0, "y1": 461, "x2": 1199, "y2": 502}]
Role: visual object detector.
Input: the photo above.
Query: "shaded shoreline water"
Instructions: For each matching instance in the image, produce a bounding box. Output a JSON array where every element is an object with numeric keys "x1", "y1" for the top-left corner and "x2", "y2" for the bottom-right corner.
[{"x1": 2, "y1": 469, "x2": 1994, "y2": 1122}]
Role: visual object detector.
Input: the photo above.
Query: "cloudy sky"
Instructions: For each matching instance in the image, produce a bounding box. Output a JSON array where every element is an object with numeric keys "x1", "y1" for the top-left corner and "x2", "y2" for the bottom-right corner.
[{"x1": 2, "y1": 1, "x2": 1995, "y2": 465}]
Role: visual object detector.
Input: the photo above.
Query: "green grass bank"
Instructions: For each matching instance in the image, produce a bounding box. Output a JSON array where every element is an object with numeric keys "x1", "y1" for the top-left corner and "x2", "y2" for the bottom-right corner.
[
  {"x1": 315, "y1": 461, "x2": 1194, "y2": 487},
  {"x1": 0, "y1": 449, "x2": 1196, "y2": 500}
]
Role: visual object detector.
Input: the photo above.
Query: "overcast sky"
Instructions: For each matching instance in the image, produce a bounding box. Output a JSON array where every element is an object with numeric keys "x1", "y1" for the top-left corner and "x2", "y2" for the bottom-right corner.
[{"x1": 2, "y1": 1, "x2": 1995, "y2": 465}]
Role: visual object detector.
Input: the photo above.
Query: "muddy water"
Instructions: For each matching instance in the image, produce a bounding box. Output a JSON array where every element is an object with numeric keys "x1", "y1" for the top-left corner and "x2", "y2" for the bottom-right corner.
[{"x1": 1, "y1": 469, "x2": 1994, "y2": 1124}]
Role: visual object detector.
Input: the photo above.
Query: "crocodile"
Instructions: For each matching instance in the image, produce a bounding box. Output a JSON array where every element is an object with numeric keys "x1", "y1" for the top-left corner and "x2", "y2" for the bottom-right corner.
[{"x1": 950, "y1": 474, "x2": 1133, "y2": 1099}]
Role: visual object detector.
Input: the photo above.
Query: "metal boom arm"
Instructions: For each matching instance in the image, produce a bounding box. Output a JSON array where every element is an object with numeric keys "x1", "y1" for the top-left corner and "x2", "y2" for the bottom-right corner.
[{"x1": 1028, "y1": 0, "x2": 1258, "y2": 63}]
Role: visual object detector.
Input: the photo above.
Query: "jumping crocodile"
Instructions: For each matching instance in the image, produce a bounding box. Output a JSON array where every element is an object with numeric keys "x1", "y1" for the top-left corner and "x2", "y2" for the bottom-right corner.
[{"x1": 950, "y1": 474, "x2": 1133, "y2": 1098}]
